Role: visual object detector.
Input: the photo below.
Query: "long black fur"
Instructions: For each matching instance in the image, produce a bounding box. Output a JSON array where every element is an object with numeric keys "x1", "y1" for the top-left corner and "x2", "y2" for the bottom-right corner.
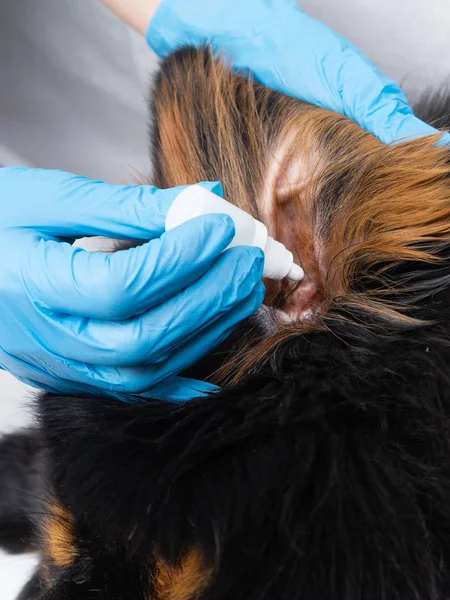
[
  {"x1": 32, "y1": 299, "x2": 450, "y2": 599},
  {"x1": 413, "y1": 87, "x2": 450, "y2": 130},
  {"x1": 0, "y1": 431, "x2": 44, "y2": 554},
  {"x1": 2, "y1": 66, "x2": 450, "y2": 599}
]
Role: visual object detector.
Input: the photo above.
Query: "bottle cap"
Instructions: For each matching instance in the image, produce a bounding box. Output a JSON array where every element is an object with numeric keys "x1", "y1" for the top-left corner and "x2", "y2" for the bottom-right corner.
[
  {"x1": 262, "y1": 237, "x2": 304, "y2": 281},
  {"x1": 287, "y1": 263, "x2": 305, "y2": 281}
]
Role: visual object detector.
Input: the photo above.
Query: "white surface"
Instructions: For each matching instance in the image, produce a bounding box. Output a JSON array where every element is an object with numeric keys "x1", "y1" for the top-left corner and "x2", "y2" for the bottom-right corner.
[
  {"x1": 0, "y1": 372, "x2": 36, "y2": 435},
  {"x1": 1, "y1": 0, "x2": 450, "y2": 597},
  {"x1": 0, "y1": 551, "x2": 39, "y2": 600}
]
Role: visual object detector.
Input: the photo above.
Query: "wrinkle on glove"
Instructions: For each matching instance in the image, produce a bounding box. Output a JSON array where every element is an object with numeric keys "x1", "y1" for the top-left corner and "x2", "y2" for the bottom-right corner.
[
  {"x1": 0, "y1": 168, "x2": 264, "y2": 401},
  {"x1": 147, "y1": 0, "x2": 449, "y2": 145}
]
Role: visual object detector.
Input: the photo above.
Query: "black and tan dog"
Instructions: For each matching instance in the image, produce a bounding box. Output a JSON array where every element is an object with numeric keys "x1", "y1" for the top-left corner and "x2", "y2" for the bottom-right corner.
[{"x1": 2, "y1": 48, "x2": 450, "y2": 600}]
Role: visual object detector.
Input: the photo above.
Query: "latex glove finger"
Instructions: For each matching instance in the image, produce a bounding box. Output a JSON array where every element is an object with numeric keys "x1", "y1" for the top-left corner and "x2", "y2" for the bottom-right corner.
[
  {"x1": 91, "y1": 281, "x2": 264, "y2": 395},
  {"x1": 0, "y1": 166, "x2": 222, "y2": 239},
  {"x1": 147, "y1": 0, "x2": 448, "y2": 145},
  {"x1": 331, "y1": 42, "x2": 448, "y2": 144},
  {"x1": 5, "y1": 283, "x2": 264, "y2": 397},
  {"x1": 25, "y1": 247, "x2": 264, "y2": 366},
  {"x1": 124, "y1": 283, "x2": 265, "y2": 396},
  {"x1": 11, "y1": 371, "x2": 221, "y2": 402},
  {"x1": 15, "y1": 214, "x2": 237, "y2": 319},
  {"x1": 140, "y1": 376, "x2": 220, "y2": 402}
]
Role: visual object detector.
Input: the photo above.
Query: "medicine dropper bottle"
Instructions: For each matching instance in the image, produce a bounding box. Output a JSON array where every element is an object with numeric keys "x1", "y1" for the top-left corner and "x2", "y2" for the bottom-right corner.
[{"x1": 165, "y1": 185, "x2": 304, "y2": 282}]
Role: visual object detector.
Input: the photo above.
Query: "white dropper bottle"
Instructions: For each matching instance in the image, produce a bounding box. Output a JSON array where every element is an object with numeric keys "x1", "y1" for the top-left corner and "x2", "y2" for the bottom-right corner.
[{"x1": 165, "y1": 185, "x2": 304, "y2": 282}]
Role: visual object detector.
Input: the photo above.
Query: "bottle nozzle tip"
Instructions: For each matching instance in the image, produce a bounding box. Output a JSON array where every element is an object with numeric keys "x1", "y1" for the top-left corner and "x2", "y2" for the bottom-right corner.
[{"x1": 287, "y1": 263, "x2": 304, "y2": 281}]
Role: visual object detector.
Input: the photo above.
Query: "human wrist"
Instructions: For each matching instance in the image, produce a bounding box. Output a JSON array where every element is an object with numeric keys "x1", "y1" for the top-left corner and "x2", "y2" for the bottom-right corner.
[{"x1": 100, "y1": 0, "x2": 161, "y2": 36}]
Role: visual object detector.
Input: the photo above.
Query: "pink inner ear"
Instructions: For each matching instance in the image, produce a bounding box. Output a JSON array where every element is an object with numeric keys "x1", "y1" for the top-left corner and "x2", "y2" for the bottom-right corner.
[{"x1": 260, "y1": 138, "x2": 325, "y2": 322}]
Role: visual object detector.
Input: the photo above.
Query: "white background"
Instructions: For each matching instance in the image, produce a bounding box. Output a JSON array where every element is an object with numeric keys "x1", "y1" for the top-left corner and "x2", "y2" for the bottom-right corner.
[{"x1": 1, "y1": 0, "x2": 450, "y2": 597}]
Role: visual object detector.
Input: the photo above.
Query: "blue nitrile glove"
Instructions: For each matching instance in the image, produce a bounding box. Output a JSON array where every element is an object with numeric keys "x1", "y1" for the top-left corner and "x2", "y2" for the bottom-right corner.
[
  {"x1": 147, "y1": 0, "x2": 449, "y2": 145},
  {"x1": 0, "y1": 167, "x2": 265, "y2": 400}
]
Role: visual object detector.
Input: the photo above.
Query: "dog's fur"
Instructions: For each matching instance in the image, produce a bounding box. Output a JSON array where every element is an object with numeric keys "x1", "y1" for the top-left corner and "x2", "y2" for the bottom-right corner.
[{"x1": 2, "y1": 49, "x2": 450, "y2": 599}]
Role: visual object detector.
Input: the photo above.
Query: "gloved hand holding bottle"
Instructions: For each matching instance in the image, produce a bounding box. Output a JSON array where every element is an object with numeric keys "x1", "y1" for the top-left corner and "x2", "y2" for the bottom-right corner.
[{"x1": 0, "y1": 168, "x2": 264, "y2": 400}]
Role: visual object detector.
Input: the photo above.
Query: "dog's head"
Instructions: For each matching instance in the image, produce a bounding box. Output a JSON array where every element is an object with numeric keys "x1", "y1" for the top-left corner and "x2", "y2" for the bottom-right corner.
[{"x1": 33, "y1": 47, "x2": 450, "y2": 599}]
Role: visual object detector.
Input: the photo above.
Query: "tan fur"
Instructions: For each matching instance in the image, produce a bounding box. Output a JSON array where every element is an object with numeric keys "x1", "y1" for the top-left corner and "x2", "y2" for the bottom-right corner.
[
  {"x1": 42, "y1": 501, "x2": 77, "y2": 569},
  {"x1": 151, "y1": 47, "x2": 450, "y2": 382},
  {"x1": 152, "y1": 548, "x2": 213, "y2": 600}
]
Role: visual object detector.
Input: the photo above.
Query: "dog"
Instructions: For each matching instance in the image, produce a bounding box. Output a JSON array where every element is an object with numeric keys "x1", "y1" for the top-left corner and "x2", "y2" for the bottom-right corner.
[{"x1": 2, "y1": 47, "x2": 450, "y2": 599}]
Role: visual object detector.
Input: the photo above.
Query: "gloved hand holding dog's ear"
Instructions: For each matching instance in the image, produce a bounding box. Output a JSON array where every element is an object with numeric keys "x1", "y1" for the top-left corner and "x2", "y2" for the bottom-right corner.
[
  {"x1": 147, "y1": 0, "x2": 449, "y2": 145},
  {"x1": 0, "y1": 168, "x2": 264, "y2": 399}
]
